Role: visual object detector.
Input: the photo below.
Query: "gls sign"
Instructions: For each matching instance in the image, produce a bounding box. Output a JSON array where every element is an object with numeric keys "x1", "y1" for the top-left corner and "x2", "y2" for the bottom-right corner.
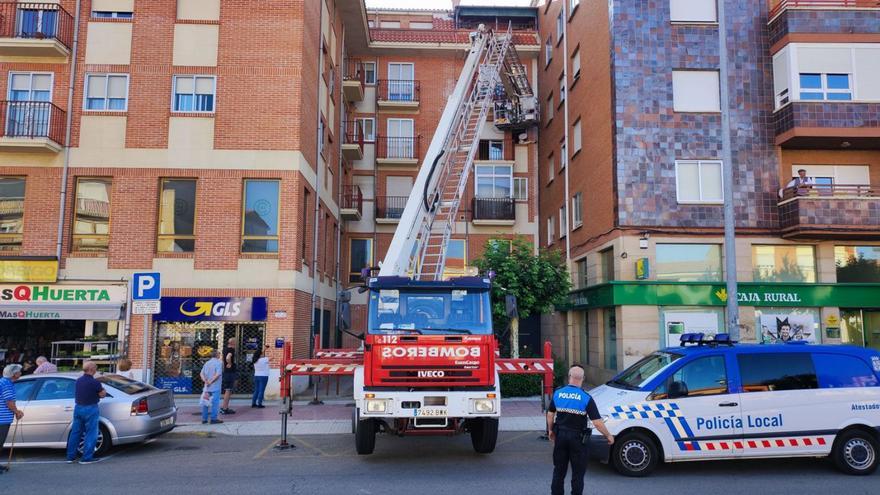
[{"x1": 156, "y1": 297, "x2": 268, "y2": 322}]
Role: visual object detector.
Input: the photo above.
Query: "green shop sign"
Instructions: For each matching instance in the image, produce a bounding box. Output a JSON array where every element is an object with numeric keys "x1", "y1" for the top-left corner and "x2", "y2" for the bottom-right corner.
[{"x1": 567, "y1": 282, "x2": 880, "y2": 310}]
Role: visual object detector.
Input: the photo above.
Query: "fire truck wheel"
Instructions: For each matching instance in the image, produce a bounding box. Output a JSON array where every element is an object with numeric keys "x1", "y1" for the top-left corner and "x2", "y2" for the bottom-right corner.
[
  {"x1": 470, "y1": 418, "x2": 499, "y2": 454},
  {"x1": 355, "y1": 418, "x2": 377, "y2": 455}
]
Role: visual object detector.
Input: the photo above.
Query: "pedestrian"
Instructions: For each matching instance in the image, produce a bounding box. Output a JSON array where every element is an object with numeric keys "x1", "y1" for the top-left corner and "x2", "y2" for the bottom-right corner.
[
  {"x1": 547, "y1": 364, "x2": 614, "y2": 495},
  {"x1": 0, "y1": 364, "x2": 25, "y2": 473},
  {"x1": 252, "y1": 345, "x2": 270, "y2": 408},
  {"x1": 33, "y1": 356, "x2": 57, "y2": 375},
  {"x1": 220, "y1": 338, "x2": 237, "y2": 415},
  {"x1": 199, "y1": 350, "x2": 223, "y2": 425},
  {"x1": 116, "y1": 358, "x2": 134, "y2": 380},
  {"x1": 65, "y1": 361, "x2": 106, "y2": 464}
]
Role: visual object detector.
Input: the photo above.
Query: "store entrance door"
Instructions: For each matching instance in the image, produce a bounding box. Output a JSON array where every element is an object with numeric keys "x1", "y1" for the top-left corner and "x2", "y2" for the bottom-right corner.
[
  {"x1": 222, "y1": 323, "x2": 265, "y2": 394},
  {"x1": 865, "y1": 311, "x2": 880, "y2": 351},
  {"x1": 841, "y1": 310, "x2": 880, "y2": 352}
]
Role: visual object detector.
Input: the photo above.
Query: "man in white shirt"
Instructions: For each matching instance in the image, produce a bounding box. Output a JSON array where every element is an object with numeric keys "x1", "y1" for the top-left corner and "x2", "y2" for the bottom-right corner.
[{"x1": 786, "y1": 169, "x2": 815, "y2": 196}]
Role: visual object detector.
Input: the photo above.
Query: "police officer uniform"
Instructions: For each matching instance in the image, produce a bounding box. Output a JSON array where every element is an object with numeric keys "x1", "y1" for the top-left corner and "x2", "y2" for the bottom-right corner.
[{"x1": 548, "y1": 384, "x2": 601, "y2": 495}]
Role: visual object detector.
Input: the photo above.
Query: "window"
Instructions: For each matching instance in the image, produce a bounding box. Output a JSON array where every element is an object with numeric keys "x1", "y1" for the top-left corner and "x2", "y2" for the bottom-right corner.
[
  {"x1": 410, "y1": 21, "x2": 433, "y2": 29},
  {"x1": 753, "y1": 245, "x2": 816, "y2": 283},
  {"x1": 513, "y1": 177, "x2": 528, "y2": 201},
  {"x1": 386, "y1": 63, "x2": 414, "y2": 101},
  {"x1": 475, "y1": 164, "x2": 513, "y2": 198},
  {"x1": 363, "y1": 62, "x2": 377, "y2": 85},
  {"x1": 92, "y1": 11, "x2": 133, "y2": 19},
  {"x1": 7, "y1": 72, "x2": 52, "y2": 137},
  {"x1": 445, "y1": 239, "x2": 466, "y2": 276},
  {"x1": 301, "y1": 189, "x2": 310, "y2": 260},
  {"x1": 799, "y1": 73, "x2": 852, "y2": 101},
  {"x1": 478, "y1": 140, "x2": 504, "y2": 161},
  {"x1": 572, "y1": 119, "x2": 582, "y2": 153},
  {"x1": 157, "y1": 179, "x2": 197, "y2": 253},
  {"x1": 738, "y1": 353, "x2": 818, "y2": 393},
  {"x1": 575, "y1": 259, "x2": 587, "y2": 289},
  {"x1": 672, "y1": 70, "x2": 721, "y2": 112},
  {"x1": 570, "y1": 0, "x2": 580, "y2": 12},
  {"x1": 571, "y1": 192, "x2": 583, "y2": 228},
  {"x1": 379, "y1": 21, "x2": 400, "y2": 29},
  {"x1": 835, "y1": 246, "x2": 880, "y2": 283},
  {"x1": 656, "y1": 244, "x2": 722, "y2": 282},
  {"x1": 604, "y1": 309, "x2": 617, "y2": 370},
  {"x1": 559, "y1": 206, "x2": 567, "y2": 238},
  {"x1": 544, "y1": 38, "x2": 552, "y2": 66},
  {"x1": 0, "y1": 177, "x2": 25, "y2": 251},
  {"x1": 356, "y1": 117, "x2": 375, "y2": 142},
  {"x1": 172, "y1": 75, "x2": 215, "y2": 113},
  {"x1": 241, "y1": 179, "x2": 280, "y2": 253},
  {"x1": 84, "y1": 74, "x2": 128, "y2": 111},
  {"x1": 571, "y1": 49, "x2": 581, "y2": 80},
  {"x1": 73, "y1": 178, "x2": 111, "y2": 252},
  {"x1": 559, "y1": 75, "x2": 566, "y2": 102},
  {"x1": 813, "y1": 354, "x2": 879, "y2": 388},
  {"x1": 600, "y1": 248, "x2": 614, "y2": 282},
  {"x1": 556, "y1": 12, "x2": 564, "y2": 43},
  {"x1": 546, "y1": 216, "x2": 554, "y2": 245},
  {"x1": 675, "y1": 160, "x2": 723, "y2": 204},
  {"x1": 651, "y1": 356, "x2": 728, "y2": 399},
  {"x1": 386, "y1": 118, "x2": 415, "y2": 158},
  {"x1": 547, "y1": 154, "x2": 555, "y2": 184},
  {"x1": 546, "y1": 93, "x2": 554, "y2": 122},
  {"x1": 13, "y1": 380, "x2": 37, "y2": 401},
  {"x1": 35, "y1": 378, "x2": 76, "y2": 401},
  {"x1": 488, "y1": 239, "x2": 511, "y2": 253},
  {"x1": 560, "y1": 142, "x2": 567, "y2": 169},
  {"x1": 669, "y1": 0, "x2": 717, "y2": 23},
  {"x1": 368, "y1": 20, "x2": 375, "y2": 28}
]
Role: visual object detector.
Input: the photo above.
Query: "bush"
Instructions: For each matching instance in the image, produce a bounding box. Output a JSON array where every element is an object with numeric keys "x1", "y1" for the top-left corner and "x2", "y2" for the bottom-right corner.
[{"x1": 500, "y1": 373, "x2": 543, "y2": 398}]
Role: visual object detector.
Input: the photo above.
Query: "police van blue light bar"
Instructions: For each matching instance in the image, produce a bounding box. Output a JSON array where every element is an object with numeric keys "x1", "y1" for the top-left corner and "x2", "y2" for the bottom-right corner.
[{"x1": 680, "y1": 333, "x2": 737, "y2": 347}]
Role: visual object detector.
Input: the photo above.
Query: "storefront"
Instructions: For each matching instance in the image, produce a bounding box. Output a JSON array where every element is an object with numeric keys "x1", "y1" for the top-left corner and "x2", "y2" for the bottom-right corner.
[{"x1": 153, "y1": 296, "x2": 268, "y2": 395}]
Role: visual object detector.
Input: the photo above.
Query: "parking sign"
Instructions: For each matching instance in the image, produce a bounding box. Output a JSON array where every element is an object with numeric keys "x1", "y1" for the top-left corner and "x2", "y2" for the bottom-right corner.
[{"x1": 133, "y1": 272, "x2": 161, "y2": 300}]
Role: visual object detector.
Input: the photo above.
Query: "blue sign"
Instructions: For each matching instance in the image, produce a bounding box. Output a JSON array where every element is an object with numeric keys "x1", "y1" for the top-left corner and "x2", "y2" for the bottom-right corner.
[
  {"x1": 156, "y1": 297, "x2": 268, "y2": 322},
  {"x1": 133, "y1": 272, "x2": 161, "y2": 300},
  {"x1": 275, "y1": 338, "x2": 285, "y2": 349},
  {"x1": 155, "y1": 376, "x2": 192, "y2": 394}
]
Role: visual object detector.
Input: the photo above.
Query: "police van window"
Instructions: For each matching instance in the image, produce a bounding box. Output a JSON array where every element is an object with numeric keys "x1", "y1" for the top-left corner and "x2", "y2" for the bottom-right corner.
[
  {"x1": 649, "y1": 355, "x2": 727, "y2": 400},
  {"x1": 738, "y1": 353, "x2": 818, "y2": 393},
  {"x1": 813, "y1": 353, "x2": 880, "y2": 388},
  {"x1": 609, "y1": 351, "x2": 682, "y2": 390}
]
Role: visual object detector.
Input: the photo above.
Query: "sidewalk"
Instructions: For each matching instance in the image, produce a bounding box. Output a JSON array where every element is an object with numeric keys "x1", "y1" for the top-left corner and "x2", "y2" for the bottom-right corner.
[{"x1": 173, "y1": 397, "x2": 547, "y2": 436}]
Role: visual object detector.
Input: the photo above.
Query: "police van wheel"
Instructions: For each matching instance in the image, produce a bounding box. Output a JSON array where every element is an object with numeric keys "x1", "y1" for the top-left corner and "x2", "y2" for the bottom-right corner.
[
  {"x1": 355, "y1": 418, "x2": 377, "y2": 455},
  {"x1": 470, "y1": 418, "x2": 499, "y2": 454},
  {"x1": 833, "y1": 429, "x2": 879, "y2": 475},
  {"x1": 611, "y1": 432, "x2": 658, "y2": 477}
]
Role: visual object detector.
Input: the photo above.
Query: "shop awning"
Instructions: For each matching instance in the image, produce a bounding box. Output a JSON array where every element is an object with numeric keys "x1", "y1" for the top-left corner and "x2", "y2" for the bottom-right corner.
[{"x1": 0, "y1": 303, "x2": 125, "y2": 320}]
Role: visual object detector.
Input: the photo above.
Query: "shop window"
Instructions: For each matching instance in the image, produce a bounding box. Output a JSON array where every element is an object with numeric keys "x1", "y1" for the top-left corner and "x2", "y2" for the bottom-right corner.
[
  {"x1": 840, "y1": 310, "x2": 880, "y2": 351},
  {"x1": 241, "y1": 179, "x2": 280, "y2": 254},
  {"x1": 172, "y1": 75, "x2": 215, "y2": 113},
  {"x1": 478, "y1": 140, "x2": 504, "y2": 161},
  {"x1": 738, "y1": 353, "x2": 818, "y2": 393},
  {"x1": 661, "y1": 307, "x2": 724, "y2": 348},
  {"x1": 349, "y1": 238, "x2": 372, "y2": 283},
  {"x1": 599, "y1": 248, "x2": 614, "y2": 283},
  {"x1": 444, "y1": 239, "x2": 466, "y2": 277},
  {"x1": 813, "y1": 354, "x2": 879, "y2": 388},
  {"x1": 475, "y1": 165, "x2": 512, "y2": 198},
  {"x1": 0, "y1": 177, "x2": 25, "y2": 251},
  {"x1": 650, "y1": 356, "x2": 728, "y2": 400},
  {"x1": 755, "y1": 307, "x2": 821, "y2": 344},
  {"x1": 158, "y1": 179, "x2": 197, "y2": 253},
  {"x1": 752, "y1": 245, "x2": 816, "y2": 283},
  {"x1": 84, "y1": 74, "x2": 129, "y2": 111},
  {"x1": 73, "y1": 178, "x2": 112, "y2": 252},
  {"x1": 604, "y1": 309, "x2": 617, "y2": 370},
  {"x1": 656, "y1": 244, "x2": 722, "y2": 282},
  {"x1": 835, "y1": 246, "x2": 880, "y2": 283}
]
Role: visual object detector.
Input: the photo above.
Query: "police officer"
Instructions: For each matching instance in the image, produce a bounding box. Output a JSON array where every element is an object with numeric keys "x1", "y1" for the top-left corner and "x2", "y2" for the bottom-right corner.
[{"x1": 547, "y1": 364, "x2": 614, "y2": 495}]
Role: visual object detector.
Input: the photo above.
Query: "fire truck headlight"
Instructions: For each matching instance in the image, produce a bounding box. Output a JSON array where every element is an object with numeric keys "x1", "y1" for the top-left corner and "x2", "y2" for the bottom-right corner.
[
  {"x1": 472, "y1": 399, "x2": 495, "y2": 413},
  {"x1": 366, "y1": 399, "x2": 387, "y2": 413}
]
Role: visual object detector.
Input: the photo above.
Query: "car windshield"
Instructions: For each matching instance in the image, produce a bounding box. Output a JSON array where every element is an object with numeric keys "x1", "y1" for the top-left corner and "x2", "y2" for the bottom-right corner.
[
  {"x1": 608, "y1": 351, "x2": 683, "y2": 390},
  {"x1": 97, "y1": 374, "x2": 154, "y2": 395},
  {"x1": 368, "y1": 288, "x2": 493, "y2": 335}
]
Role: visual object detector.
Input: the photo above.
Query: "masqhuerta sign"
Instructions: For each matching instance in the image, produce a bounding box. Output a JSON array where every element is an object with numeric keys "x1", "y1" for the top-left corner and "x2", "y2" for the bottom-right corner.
[{"x1": 0, "y1": 284, "x2": 128, "y2": 320}]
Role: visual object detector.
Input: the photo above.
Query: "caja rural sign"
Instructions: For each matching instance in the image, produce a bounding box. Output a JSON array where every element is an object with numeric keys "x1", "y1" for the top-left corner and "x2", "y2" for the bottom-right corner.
[{"x1": 156, "y1": 297, "x2": 268, "y2": 322}]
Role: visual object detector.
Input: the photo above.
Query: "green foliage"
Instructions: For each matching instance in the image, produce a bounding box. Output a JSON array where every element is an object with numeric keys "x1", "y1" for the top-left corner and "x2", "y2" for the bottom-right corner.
[{"x1": 499, "y1": 373, "x2": 543, "y2": 398}]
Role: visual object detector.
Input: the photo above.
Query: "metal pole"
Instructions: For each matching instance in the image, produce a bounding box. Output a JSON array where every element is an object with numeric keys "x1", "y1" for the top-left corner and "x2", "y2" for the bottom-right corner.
[
  {"x1": 718, "y1": 0, "x2": 740, "y2": 339},
  {"x1": 141, "y1": 315, "x2": 149, "y2": 383}
]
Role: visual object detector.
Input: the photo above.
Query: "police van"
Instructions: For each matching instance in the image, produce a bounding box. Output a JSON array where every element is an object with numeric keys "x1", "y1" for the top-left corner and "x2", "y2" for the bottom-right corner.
[{"x1": 588, "y1": 333, "x2": 880, "y2": 477}]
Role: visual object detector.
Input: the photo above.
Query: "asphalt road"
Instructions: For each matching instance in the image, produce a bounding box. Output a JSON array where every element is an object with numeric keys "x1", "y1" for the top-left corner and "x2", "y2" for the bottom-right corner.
[{"x1": 1, "y1": 431, "x2": 877, "y2": 494}]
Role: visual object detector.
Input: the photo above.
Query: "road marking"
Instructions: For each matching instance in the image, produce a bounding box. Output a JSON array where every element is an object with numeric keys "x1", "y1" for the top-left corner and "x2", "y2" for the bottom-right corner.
[{"x1": 254, "y1": 438, "x2": 279, "y2": 459}]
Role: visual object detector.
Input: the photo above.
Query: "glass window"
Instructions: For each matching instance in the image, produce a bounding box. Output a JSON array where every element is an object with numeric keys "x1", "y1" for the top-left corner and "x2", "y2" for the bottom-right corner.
[
  {"x1": 92, "y1": 11, "x2": 133, "y2": 19},
  {"x1": 0, "y1": 177, "x2": 25, "y2": 251},
  {"x1": 173, "y1": 75, "x2": 215, "y2": 112},
  {"x1": 559, "y1": 76, "x2": 566, "y2": 102},
  {"x1": 738, "y1": 353, "x2": 818, "y2": 392},
  {"x1": 600, "y1": 248, "x2": 614, "y2": 283},
  {"x1": 672, "y1": 70, "x2": 721, "y2": 112},
  {"x1": 676, "y1": 160, "x2": 723, "y2": 203},
  {"x1": 158, "y1": 179, "x2": 197, "y2": 253},
  {"x1": 513, "y1": 177, "x2": 528, "y2": 200},
  {"x1": 444, "y1": 239, "x2": 466, "y2": 276},
  {"x1": 13, "y1": 379, "x2": 37, "y2": 401},
  {"x1": 84, "y1": 74, "x2": 128, "y2": 111},
  {"x1": 575, "y1": 259, "x2": 587, "y2": 289},
  {"x1": 571, "y1": 49, "x2": 581, "y2": 79},
  {"x1": 756, "y1": 307, "x2": 821, "y2": 344},
  {"x1": 363, "y1": 62, "x2": 377, "y2": 85},
  {"x1": 475, "y1": 164, "x2": 512, "y2": 198},
  {"x1": 356, "y1": 117, "x2": 375, "y2": 142},
  {"x1": 572, "y1": 120, "x2": 581, "y2": 153},
  {"x1": 34, "y1": 378, "x2": 76, "y2": 400},
  {"x1": 799, "y1": 73, "x2": 851, "y2": 101},
  {"x1": 835, "y1": 246, "x2": 880, "y2": 283},
  {"x1": 752, "y1": 245, "x2": 816, "y2": 283},
  {"x1": 571, "y1": 192, "x2": 583, "y2": 227},
  {"x1": 560, "y1": 142, "x2": 567, "y2": 169},
  {"x1": 656, "y1": 244, "x2": 722, "y2": 281},
  {"x1": 546, "y1": 216, "x2": 554, "y2": 245},
  {"x1": 546, "y1": 93, "x2": 554, "y2": 122},
  {"x1": 379, "y1": 21, "x2": 400, "y2": 28},
  {"x1": 547, "y1": 154, "x2": 555, "y2": 184},
  {"x1": 556, "y1": 12, "x2": 563, "y2": 42},
  {"x1": 651, "y1": 355, "x2": 728, "y2": 399},
  {"x1": 544, "y1": 38, "x2": 552, "y2": 66},
  {"x1": 488, "y1": 239, "x2": 511, "y2": 253},
  {"x1": 604, "y1": 309, "x2": 617, "y2": 370},
  {"x1": 73, "y1": 178, "x2": 111, "y2": 252},
  {"x1": 612, "y1": 351, "x2": 683, "y2": 391},
  {"x1": 368, "y1": 288, "x2": 492, "y2": 335},
  {"x1": 813, "y1": 354, "x2": 879, "y2": 388},
  {"x1": 97, "y1": 375, "x2": 152, "y2": 394},
  {"x1": 559, "y1": 205, "x2": 567, "y2": 238},
  {"x1": 478, "y1": 140, "x2": 504, "y2": 160},
  {"x1": 349, "y1": 238, "x2": 372, "y2": 283},
  {"x1": 241, "y1": 179, "x2": 279, "y2": 253}
]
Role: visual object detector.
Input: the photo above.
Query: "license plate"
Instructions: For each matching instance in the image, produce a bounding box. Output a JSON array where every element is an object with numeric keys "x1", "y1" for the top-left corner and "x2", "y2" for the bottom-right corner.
[
  {"x1": 160, "y1": 417, "x2": 174, "y2": 428},
  {"x1": 415, "y1": 408, "x2": 447, "y2": 417}
]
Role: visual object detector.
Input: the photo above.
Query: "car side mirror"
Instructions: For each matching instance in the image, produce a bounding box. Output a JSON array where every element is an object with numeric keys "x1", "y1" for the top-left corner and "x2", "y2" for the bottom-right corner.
[{"x1": 668, "y1": 380, "x2": 689, "y2": 399}]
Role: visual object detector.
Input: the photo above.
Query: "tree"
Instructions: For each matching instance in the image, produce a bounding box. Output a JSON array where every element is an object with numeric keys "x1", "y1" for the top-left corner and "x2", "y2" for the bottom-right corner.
[{"x1": 473, "y1": 237, "x2": 572, "y2": 355}]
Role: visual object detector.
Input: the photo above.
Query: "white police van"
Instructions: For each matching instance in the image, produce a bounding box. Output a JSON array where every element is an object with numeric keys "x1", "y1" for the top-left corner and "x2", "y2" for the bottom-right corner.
[{"x1": 588, "y1": 333, "x2": 880, "y2": 477}]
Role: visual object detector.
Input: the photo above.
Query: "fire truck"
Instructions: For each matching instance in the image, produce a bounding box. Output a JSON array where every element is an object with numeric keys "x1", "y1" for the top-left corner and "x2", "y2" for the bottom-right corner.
[{"x1": 281, "y1": 26, "x2": 553, "y2": 455}]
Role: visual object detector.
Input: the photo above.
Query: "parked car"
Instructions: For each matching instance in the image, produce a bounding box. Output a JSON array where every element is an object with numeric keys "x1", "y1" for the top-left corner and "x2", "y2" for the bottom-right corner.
[{"x1": 3, "y1": 373, "x2": 177, "y2": 456}]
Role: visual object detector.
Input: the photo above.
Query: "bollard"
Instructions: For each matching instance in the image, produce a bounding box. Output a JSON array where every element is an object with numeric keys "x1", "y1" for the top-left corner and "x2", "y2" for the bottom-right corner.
[{"x1": 275, "y1": 341, "x2": 295, "y2": 450}]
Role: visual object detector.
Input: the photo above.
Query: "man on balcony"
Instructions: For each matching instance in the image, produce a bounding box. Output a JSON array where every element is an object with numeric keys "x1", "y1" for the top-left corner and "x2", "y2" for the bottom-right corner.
[{"x1": 784, "y1": 169, "x2": 815, "y2": 197}]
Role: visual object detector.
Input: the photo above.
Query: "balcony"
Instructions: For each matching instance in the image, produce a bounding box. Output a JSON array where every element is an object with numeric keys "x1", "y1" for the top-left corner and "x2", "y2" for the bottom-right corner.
[
  {"x1": 778, "y1": 184, "x2": 880, "y2": 239},
  {"x1": 341, "y1": 120, "x2": 364, "y2": 161},
  {"x1": 774, "y1": 101, "x2": 880, "y2": 149},
  {"x1": 769, "y1": 1, "x2": 880, "y2": 47},
  {"x1": 0, "y1": 3, "x2": 74, "y2": 58},
  {"x1": 376, "y1": 79, "x2": 420, "y2": 111},
  {"x1": 375, "y1": 195, "x2": 407, "y2": 224},
  {"x1": 343, "y1": 61, "x2": 365, "y2": 102},
  {"x1": 376, "y1": 135, "x2": 420, "y2": 166},
  {"x1": 340, "y1": 185, "x2": 363, "y2": 221},
  {"x1": 0, "y1": 101, "x2": 65, "y2": 152},
  {"x1": 472, "y1": 197, "x2": 515, "y2": 226}
]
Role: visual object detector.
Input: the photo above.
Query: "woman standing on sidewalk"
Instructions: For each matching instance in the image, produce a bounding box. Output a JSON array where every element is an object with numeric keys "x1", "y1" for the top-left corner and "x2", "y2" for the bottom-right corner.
[{"x1": 252, "y1": 345, "x2": 270, "y2": 408}]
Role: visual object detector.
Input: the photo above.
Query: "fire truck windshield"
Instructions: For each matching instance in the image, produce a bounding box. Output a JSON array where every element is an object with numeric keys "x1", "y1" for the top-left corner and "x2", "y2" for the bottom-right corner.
[{"x1": 368, "y1": 288, "x2": 493, "y2": 335}]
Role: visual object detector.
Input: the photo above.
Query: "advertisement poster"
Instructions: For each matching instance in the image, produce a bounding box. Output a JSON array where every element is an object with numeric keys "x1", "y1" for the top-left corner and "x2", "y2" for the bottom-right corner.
[
  {"x1": 663, "y1": 311, "x2": 720, "y2": 347},
  {"x1": 760, "y1": 313, "x2": 817, "y2": 344}
]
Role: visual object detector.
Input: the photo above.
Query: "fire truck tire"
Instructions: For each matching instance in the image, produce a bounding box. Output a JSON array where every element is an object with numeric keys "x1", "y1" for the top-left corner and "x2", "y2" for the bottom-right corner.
[
  {"x1": 470, "y1": 418, "x2": 499, "y2": 454},
  {"x1": 355, "y1": 418, "x2": 377, "y2": 455}
]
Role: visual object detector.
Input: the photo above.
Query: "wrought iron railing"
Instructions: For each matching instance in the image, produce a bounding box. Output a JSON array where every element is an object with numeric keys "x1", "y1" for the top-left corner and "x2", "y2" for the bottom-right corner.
[
  {"x1": 0, "y1": 100, "x2": 66, "y2": 143},
  {"x1": 377, "y1": 79, "x2": 420, "y2": 103},
  {"x1": 376, "y1": 135, "x2": 420, "y2": 160},
  {"x1": 0, "y1": 2, "x2": 74, "y2": 48},
  {"x1": 341, "y1": 185, "x2": 363, "y2": 216},
  {"x1": 376, "y1": 196, "x2": 408, "y2": 219},
  {"x1": 472, "y1": 197, "x2": 516, "y2": 221}
]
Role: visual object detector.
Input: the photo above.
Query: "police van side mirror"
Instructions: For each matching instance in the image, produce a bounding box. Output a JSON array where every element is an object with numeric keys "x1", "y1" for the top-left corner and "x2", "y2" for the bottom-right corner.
[{"x1": 668, "y1": 381, "x2": 689, "y2": 399}]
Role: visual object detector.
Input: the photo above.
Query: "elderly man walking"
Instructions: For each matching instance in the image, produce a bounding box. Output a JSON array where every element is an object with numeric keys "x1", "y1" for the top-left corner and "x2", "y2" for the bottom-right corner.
[
  {"x1": 33, "y1": 356, "x2": 57, "y2": 375},
  {"x1": 66, "y1": 361, "x2": 106, "y2": 464},
  {"x1": 0, "y1": 364, "x2": 25, "y2": 473}
]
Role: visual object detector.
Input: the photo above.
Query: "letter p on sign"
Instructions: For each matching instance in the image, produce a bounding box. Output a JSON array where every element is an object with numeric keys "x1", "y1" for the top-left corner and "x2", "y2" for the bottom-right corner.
[{"x1": 133, "y1": 272, "x2": 161, "y2": 300}]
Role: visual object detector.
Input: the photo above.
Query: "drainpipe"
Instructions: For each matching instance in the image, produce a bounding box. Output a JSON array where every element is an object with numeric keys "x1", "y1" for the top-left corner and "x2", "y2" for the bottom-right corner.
[
  {"x1": 560, "y1": 0, "x2": 574, "y2": 364},
  {"x1": 308, "y1": 4, "x2": 325, "y2": 362},
  {"x1": 55, "y1": 0, "x2": 81, "y2": 261},
  {"x1": 335, "y1": 29, "x2": 346, "y2": 346}
]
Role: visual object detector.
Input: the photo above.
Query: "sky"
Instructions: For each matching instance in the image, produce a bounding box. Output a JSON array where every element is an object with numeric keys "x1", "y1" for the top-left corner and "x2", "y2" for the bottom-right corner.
[{"x1": 365, "y1": 0, "x2": 534, "y2": 10}]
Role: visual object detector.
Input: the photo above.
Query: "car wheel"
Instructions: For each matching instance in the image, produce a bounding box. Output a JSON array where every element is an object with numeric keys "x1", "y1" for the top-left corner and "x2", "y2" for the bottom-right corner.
[
  {"x1": 76, "y1": 423, "x2": 111, "y2": 457},
  {"x1": 470, "y1": 418, "x2": 499, "y2": 454},
  {"x1": 833, "y1": 429, "x2": 879, "y2": 475},
  {"x1": 355, "y1": 418, "x2": 376, "y2": 455},
  {"x1": 611, "y1": 431, "x2": 659, "y2": 477}
]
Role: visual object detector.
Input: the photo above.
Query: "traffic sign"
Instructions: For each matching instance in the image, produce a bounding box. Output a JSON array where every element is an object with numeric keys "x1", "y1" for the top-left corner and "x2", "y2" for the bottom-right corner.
[
  {"x1": 133, "y1": 272, "x2": 161, "y2": 300},
  {"x1": 132, "y1": 300, "x2": 161, "y2": 315}
]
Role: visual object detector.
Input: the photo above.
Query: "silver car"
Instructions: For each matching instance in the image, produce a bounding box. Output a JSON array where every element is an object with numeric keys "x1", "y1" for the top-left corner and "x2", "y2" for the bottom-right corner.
[{"x1": 3, "y1": 373, "x2": 177, "y2": 456}]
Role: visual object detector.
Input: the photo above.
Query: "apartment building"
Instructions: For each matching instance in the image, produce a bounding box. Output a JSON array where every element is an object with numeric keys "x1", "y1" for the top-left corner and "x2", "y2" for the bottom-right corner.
[{"x1": 538, "y1": 0, "x2": 880, "y2": 384}]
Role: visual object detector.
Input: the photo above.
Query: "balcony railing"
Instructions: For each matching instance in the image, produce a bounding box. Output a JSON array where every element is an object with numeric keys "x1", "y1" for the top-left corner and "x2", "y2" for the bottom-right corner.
[
  {"x1": 343, "y1": 120, "x2": 364, "y2": 146},
  {"x1": 0, "y1": 2, "x2": 74, "y2": 49},
  {"x1": 770, "y1": 0, "x2": 880, "y2": 17},
  {"x1": 376, "y1": 135, "x2": 420, "y2": 161},
  {"x1": 341, "y1": 185, "x2": 363, "y2": 216},
  {"x1": 344, "y1": 61, "x2": 366, "y2": 84},
  {"x1": 780, "y1": 183, "x2": 877, "y2": 201},
  {"x1": 472, "y1": 197, "x2": 515, "y2": 221},
  {"x1": 778, "y1": 183, "x2": 880, "y2": 238},
  {"x1": 376, "y1": 196, "x2": 407, "y2": 220},
  {"x1": 0, "y1": 100, "x2": 65, "y2": 144},
  {"x1": 377, "y1": 79, "x2": 420, "y2": 103}
]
